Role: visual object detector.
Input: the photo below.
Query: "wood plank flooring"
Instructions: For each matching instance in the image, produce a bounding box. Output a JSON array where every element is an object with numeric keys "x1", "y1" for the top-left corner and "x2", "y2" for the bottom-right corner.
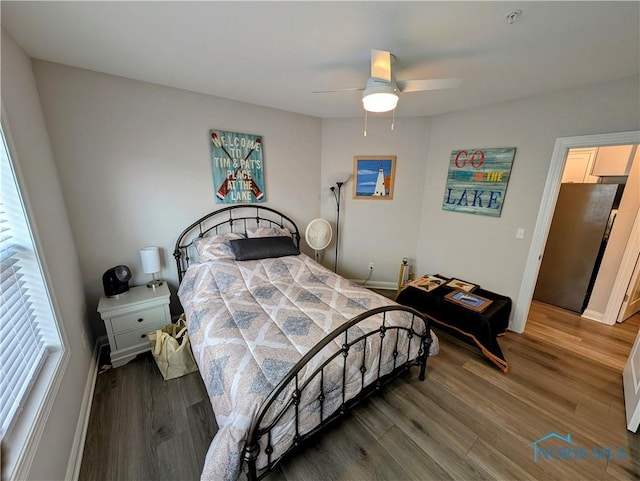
[{"x1": 79, "y1": 300, "x2": 640, "y2": 480}]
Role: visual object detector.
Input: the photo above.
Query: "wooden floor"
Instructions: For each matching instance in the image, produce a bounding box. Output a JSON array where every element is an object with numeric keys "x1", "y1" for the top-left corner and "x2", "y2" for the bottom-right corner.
[{"x1": 80, "y1": 300, "x2": 640, "y2": 480}]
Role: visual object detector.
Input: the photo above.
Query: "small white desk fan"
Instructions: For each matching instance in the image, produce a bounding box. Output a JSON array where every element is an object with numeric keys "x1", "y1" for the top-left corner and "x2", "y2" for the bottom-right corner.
[{"x1": 305, "y1": 219, "x2": 333, "y2": 262}]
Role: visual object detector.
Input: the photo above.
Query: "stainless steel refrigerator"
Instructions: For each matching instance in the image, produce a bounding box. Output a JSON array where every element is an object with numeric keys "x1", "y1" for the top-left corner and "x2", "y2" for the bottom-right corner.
[{"x1": 533, "y1": 183, "x2": 624, "y2": 313}]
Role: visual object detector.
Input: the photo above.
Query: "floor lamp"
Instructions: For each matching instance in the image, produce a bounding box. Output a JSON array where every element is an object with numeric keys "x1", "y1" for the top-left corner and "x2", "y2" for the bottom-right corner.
[{"x1": 330, "y1": 175, "x2": 349, "y2": 272}]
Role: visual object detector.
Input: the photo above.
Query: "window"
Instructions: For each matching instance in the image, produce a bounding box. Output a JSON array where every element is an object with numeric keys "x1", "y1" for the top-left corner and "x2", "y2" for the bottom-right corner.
[{"x1": 0, "y1": 123, "x2": 64, "y2": 462}]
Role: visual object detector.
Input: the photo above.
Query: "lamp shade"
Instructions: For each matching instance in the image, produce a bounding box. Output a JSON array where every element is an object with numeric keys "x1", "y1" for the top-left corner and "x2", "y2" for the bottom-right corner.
[
  {"x1": 333, "y1": 173, "x2": 351, "y2": 185},
  {"x1": 362, "y1": 78, "x2": 399, "y2": 113},
  {"x1": 140, "y1": 246, "x2": 161, "y2": 274},
  {"x1": 362, "y1": 92, "x2": 399, "y2": 112}
]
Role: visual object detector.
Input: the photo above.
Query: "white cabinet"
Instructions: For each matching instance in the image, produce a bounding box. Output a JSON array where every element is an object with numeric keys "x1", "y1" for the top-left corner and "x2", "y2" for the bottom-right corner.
[
  {"x1": 562, "y1": 148, "x2": 598, "y2": 183},
  {"x1": 591, "y1": 145, "x2": 635, "y2": 177},
  {"x1": 563, "y1": 145, "x2": 636, "y2": 183},
  {"x1": 98, "y1": 283, "x2": 171, "y2": 367}
]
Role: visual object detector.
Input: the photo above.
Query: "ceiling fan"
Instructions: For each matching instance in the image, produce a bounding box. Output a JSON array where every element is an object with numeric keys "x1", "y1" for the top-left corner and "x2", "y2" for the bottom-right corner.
[{"x1": 314, "y1": 49, "x2": 462, "y2": 114}]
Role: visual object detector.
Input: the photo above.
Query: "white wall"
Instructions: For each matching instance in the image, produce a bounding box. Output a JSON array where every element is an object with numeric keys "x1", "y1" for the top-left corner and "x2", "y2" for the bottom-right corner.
[
  {"x1": 32, "y1": 61, "x2": 322, "y2": 336},
  {"x1": 1, "y1": 28, "x2": 93, "y2": 481},
  {"x1": 416, "y1": 76, "x2": 639, "y2": 327},
  {"x1": 323, "y1": 76, "x2": 639, "y2": 328},
  {"x1": 320, "y1": 117, "x2": 431, "y2": 285},
  {"x1": 29, "y1": 58, "x2": 640, "y2": 343}
]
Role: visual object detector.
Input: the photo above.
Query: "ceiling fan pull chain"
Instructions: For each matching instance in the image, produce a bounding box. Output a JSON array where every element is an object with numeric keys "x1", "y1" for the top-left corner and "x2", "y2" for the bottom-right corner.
[
  {"x1": 391, "y1": 108, "x2": 395, "y2": 131},
  {"x1": 363, "y1": 110, "x2": 368, "y2": 137}
]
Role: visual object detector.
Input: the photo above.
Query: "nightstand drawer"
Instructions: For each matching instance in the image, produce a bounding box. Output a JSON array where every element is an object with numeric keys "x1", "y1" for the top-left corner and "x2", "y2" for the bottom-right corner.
[
  {"x1": 114, "y1": 324, "x2": 162, "y2": 351},
  {"x1": 111, "y1": 306, "x2": 167, "y2": 334}
]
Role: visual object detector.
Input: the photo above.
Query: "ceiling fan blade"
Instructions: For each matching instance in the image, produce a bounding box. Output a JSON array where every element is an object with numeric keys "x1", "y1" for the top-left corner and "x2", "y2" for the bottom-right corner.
[
  {"x1": 397, "y1": 78, "x2": 463, "y2": 93},
  {"x1": 371, "y1": 49, "x2": 391, "y2": 82},
  {"x1": 312, "y1": 87, "x2": 364, "y2": 94}
]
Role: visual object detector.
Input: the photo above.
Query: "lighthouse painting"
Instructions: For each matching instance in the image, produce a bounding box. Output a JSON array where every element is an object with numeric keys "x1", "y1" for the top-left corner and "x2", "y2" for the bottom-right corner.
[
  {"x1": 373, "y1": 167, "x2": 386, "y2": 196},
  {"x1": 353, "y1": 156, "x2": 396, "y2": 200}
]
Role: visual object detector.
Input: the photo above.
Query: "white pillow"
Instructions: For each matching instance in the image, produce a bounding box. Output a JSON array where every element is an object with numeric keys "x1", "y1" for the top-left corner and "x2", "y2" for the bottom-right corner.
[
  {"x1": 195, "y1": 233, "x2": 245, "y2": 261},
  {"x1": 246, "y1": 226, "x2": 292, "y2": 239}
]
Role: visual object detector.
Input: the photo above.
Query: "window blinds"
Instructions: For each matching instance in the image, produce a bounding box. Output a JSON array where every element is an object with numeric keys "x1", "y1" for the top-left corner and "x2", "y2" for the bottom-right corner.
[{"x1": 0, "y1": 129, "x2": 49, "y2": 438}]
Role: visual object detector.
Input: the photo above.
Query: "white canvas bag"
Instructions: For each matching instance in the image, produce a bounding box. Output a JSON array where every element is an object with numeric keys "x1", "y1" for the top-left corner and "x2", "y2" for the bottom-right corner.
[{"x1": 148, "y1": 315, "x2": 198, "y2": 380}]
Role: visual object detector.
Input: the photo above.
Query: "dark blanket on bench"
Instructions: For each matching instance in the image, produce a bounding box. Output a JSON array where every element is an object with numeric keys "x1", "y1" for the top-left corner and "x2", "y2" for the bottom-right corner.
[{"x1": 396, "y1": 285, "x2": 511, "y2": 372}]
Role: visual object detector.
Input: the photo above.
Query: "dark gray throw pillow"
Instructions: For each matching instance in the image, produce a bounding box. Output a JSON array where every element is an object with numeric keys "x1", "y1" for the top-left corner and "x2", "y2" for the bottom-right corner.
[{"x1": 229, "y1": 236, "x2": 300, "y2": 261}]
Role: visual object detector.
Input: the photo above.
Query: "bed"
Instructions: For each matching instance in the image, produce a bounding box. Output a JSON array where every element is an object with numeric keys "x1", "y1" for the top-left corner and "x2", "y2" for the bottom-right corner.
[{"x1": 174, "y1": 205, "x2": 439, "y2": 481}]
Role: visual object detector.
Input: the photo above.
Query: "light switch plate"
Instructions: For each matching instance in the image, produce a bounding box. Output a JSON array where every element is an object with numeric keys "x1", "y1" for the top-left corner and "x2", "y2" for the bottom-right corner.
[{"x1": 516, "y1": 228, "x2": 525, "y2": 240}]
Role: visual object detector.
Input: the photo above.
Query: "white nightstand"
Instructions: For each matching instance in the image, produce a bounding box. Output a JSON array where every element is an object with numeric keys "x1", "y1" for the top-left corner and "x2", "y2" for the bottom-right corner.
[{"x1": 98, "y1": 283, "x2": 171, "y2": 368}]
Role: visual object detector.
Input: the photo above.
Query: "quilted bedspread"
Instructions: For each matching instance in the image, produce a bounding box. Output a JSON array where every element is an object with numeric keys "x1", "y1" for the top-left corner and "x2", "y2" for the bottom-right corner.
[{"x1": 178, "y1": 253, "x2": 439, "y2": 481}]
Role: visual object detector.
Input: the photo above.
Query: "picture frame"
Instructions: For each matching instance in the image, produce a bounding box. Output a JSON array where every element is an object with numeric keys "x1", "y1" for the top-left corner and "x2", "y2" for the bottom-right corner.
[
  {"x1": 446, "y1": 278, "x2": 478, "y2": 292},
  {"x1": 353, "y1": 156, "x2": 396, "y2": 200},
  {"x1": 442, "y1": 147, "x2": 516, "y2": 217},
  {"x1": 445, "y1": 289, "x2": 493, "y2": 313},
  {"x1": 406, "y1": 275, "x2": 448, "y2": 293},
  {"x1": 210, "y1": 130, "x2": 265, "y2": 204}
]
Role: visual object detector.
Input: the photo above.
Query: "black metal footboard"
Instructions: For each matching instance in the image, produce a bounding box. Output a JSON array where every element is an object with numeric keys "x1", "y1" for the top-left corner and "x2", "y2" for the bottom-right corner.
[{"x1": 243, "y1": 305, "x2": 434, "y2": 481}]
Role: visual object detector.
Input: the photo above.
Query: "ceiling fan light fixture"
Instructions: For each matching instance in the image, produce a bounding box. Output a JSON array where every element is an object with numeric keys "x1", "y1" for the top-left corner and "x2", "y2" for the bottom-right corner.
[
  {"x1": 362, "y1": 78, "x2": 399, "y2": 112},
  {"x1": 362, "y1": 91, "x2": 399, "y2": 112}
]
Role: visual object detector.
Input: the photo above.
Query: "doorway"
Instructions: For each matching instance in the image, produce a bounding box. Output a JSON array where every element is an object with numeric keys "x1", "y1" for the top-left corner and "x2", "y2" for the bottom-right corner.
[
  {"x1": 512, "y1": 131, "x2": 640, "y2": 333},
  {"x1": 533, "y1": 145, "x2": 633, "y2": 315},
  {"x1": 532, "y1": 180, "x2": 623, "y2": 313}
]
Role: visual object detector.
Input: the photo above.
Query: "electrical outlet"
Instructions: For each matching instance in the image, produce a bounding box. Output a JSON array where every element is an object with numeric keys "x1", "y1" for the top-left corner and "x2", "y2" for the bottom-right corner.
[{"x1": 368, "y1": 262, "x2": 375, "y2": 270}]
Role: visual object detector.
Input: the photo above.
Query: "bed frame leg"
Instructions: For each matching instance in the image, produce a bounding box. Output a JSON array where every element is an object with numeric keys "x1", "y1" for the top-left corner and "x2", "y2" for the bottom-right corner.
[
  {"x1": 419, "y1": 336, "x2": 433, "y2": 381},
  {"x1": 244, "y1": 443, "x2": 259, "y2": 481},
  {"x1": 419, "y1": 359, "x2": 426, "y2": 381}
]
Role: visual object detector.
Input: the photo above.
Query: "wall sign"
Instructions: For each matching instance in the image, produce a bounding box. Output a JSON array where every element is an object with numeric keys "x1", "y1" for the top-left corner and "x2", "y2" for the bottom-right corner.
[
  {"x1": 442, "y1": 147, "x2": 516, "y2": 217},
  {"x1": 210, "y1": 130, "x2": 265, "y2": 204}
]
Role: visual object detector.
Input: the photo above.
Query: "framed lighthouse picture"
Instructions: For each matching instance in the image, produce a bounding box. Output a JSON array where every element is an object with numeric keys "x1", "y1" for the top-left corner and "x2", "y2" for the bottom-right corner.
[{"x1": 353, "y1": 156, "x2": 396, "y2": 200}]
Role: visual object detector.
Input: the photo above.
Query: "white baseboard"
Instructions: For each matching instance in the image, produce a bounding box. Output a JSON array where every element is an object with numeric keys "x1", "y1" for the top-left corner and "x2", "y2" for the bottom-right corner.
[
  {"x1": 581, "y1": 308, "x2": 608, "y2": 324},
  {"x1": 64, "y1": 335, "x2": 108, "y2": 481},
  {"x1": 350, "y1": 279, "x2": 397, "y2": 291}
]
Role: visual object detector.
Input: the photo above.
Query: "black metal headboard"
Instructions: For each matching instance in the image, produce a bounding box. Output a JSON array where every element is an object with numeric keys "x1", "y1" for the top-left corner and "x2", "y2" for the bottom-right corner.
[{"x1": 173, "y1": 205, "x2": 301, "y2": 283}]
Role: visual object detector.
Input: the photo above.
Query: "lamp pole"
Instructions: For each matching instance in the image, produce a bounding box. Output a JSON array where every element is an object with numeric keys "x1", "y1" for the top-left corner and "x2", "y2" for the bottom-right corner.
[{"x1": 330, "y1": 181, "x2": 343, "y2": 273}]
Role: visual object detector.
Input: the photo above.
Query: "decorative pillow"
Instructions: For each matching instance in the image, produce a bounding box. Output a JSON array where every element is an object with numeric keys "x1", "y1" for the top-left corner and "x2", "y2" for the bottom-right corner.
[
  {"x1": 195, "y1": 233, "x2": 245, "y2": 261},
  {"x1": 246, "y1": 226, "x2": 292, "y2": 239},
  {"x1": 230, "y1": 236, "x2": 300, "y2": 261}
]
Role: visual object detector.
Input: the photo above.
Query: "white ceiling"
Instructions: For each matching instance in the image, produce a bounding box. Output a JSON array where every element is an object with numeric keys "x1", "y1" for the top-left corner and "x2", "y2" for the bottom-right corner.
[{"x1": 2, "y1": 1, "x2": 639, "y2": 119}]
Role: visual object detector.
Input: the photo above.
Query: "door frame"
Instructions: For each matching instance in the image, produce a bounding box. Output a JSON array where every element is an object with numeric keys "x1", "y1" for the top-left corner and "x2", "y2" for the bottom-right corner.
[
  {"x1": 623, "y1": 327, "x2": 640, "y2": 432},
  {"x1": 511, "y1": 130, "x2": 640, "y2": 333},
  {"x1": 611, "y1": 209, "x2": 640, "y2": 322}
]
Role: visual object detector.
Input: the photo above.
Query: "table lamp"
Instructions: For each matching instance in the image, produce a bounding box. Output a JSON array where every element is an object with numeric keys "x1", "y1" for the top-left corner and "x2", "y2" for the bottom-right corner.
[{"x1": 140, "y1": 246, "x2": 163, "y2": 289}]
